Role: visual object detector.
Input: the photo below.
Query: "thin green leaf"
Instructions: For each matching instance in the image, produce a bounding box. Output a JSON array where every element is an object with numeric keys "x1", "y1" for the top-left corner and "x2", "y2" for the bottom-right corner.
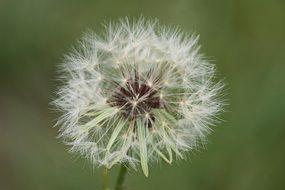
[
  {"x1": 106, "y1": 118, "x2": 125, "y2": 151},
  {"x1": 137, "y1": 119, "x2": 149, "y2": 177}
]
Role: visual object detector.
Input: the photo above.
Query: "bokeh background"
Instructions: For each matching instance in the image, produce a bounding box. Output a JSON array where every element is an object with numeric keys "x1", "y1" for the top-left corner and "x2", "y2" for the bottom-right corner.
[{"x1": 1, "y1": 0, "x2": 285, "y2": 189}]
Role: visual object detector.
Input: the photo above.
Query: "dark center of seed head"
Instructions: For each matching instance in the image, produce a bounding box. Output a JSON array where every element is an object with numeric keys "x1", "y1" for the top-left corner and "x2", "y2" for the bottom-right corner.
[{"x1": 109, "y1": 78, "x2": 161, "y2": 127}]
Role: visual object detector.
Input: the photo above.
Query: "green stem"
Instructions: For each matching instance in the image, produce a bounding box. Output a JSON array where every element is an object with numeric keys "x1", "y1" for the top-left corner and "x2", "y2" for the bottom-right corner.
[
  {"x1": 102, "y1": 167, "x2": 109, "y2": 190},
  {"x1": 115, "y1": 164, "x2": 128, "y2": 190}
]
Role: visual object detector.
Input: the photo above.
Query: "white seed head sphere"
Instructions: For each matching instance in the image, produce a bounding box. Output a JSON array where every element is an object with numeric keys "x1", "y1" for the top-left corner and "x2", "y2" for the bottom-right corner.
[{"x1": 53, "y1": 17, "x2": 224, "y2": 177}]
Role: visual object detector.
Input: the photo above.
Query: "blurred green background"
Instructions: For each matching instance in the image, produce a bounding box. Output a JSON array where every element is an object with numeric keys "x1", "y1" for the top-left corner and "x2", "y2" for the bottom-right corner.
[{"x1": 1, "y1": 0, "x2": 285, "y2": 189}]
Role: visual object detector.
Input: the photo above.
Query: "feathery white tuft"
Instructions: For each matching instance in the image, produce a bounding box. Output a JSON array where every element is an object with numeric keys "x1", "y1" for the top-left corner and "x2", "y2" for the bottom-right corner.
[{"x1": 53, "y1": 17, "x2": 224, "y2": 177}]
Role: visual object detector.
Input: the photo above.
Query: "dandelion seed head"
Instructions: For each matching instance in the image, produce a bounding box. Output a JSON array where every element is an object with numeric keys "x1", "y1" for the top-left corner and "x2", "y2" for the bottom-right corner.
[{"x1": 53, "y1": 17, "x2": 224, "y2": 177}]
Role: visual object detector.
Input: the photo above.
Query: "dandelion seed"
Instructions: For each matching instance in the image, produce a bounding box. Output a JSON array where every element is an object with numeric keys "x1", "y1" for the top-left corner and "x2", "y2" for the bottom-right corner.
[{"x1": 53, "y1": 17, "x2": 224, "y2": 177}]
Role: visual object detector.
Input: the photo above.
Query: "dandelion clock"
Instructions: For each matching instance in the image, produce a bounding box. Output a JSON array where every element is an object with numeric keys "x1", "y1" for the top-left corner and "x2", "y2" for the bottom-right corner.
[{"x1": 53, "y1": 17, "x2": 224, "y2": 189}]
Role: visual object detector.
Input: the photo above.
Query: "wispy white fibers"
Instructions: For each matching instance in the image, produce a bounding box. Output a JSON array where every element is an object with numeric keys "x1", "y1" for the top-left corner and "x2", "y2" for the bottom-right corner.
[{"x1": 53, "y1": 17, "x2": 224, "y2": 177}]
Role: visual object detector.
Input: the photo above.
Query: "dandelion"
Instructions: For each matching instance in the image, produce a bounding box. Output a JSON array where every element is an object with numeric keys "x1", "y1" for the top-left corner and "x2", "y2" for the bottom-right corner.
[{"x1": 53, "y1": 17, "x2": 224, "y2": 181}]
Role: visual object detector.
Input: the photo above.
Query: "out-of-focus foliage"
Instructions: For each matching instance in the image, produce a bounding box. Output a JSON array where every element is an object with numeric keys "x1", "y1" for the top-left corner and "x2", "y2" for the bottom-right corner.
[{"x1": 0, "y1": 0, "x2": 284, "y2": 190}]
